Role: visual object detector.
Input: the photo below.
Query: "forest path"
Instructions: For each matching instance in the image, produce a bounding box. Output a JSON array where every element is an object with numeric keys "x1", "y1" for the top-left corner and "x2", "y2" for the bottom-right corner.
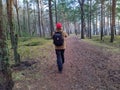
[{"x1": 13, "y1": 36, "x2": 120, "y2": 90}]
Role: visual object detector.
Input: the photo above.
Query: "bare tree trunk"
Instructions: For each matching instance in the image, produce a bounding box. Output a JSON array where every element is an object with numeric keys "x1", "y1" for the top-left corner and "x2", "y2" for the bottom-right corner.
[
  {"x1": 40, "y1": 0, "x2": 44, "y2": 37},
  {"x1": 118, "y1": 19, "x2": 120, "y2": 35},
  {"x1": 107, "y1": 14, "x2": 109, "y2": 35},
  {"x1": 37, "y1": 0, "x2": 42, "y2": 37},
  {"x1": 0, "y1": 0, "x2": 13, "y2": 89},
  {"x1": 7, "y1": 0, "x2": 14, "y2": 48},
  {"x1": 6, "y1": 0, "x2": 20, "y2": 65},
  {"x1": 103, "y1": 7, "x2": 106, "y2": 35},
  {"x1": 26, "y1": 0, "x2": 31, "y2": 36},
  {"x1": 78, "y1": 0, "x2": 85, "y2": 39},
  {"x1": 55, "y1": 0, "x2": 57, "y2": 24},
  {"x1": 93, "y1": 14, "x2": 96, "y2": 35},
  {"x1": 67, "y1": 22, "x2": 70, "y2": 35},
  {"x1": 89, "y1": 0, "x2": 92, "y2": 38},
  {"x1": 96, "y1": 9, "x2": 98, "y2": 35},
  {"x1": 86, "y1": 0, "x2": 90, "y2": 37},
  {"x1": 32, "y1": 4, "x2": 37, "y2": 36},
  {"x1": 110, "y1": 0, "x2": 116, "y2": 42},
  {"x1": 13, "y1": 0, "x2": 21, "y2": 37},
  {"x1": 100, "y1": 0, "x2": 104, "y2": 40},
  {"x1": 110, "y1": 0, "x2": 112, "y2": 35},
  {"x1": 23, "y1": 0, "x2": 26, "y2": 35},
  {"x1": 49, "y1": 0, "x2": 54, "y2": 37},
  {"x1": 16, "y1": 10, "x2": 21, "y2": 36}
]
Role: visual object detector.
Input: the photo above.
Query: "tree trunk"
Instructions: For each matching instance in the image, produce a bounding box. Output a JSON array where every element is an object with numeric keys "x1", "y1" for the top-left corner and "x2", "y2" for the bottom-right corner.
[
  {"x1": 106, "y1": 14, "x2": 109, "y2": 35},
  {"x1": 93, "y1": 14, "x2": 96, "y2": 35},
  {"x1": 103, "y1": 6, "x2": 106, "y2": 35},
  {"x1": 118, "y1": 19, "x2": 120, "y2": 35},
  {"x1": 37, "y1": 0, "x2": 42, "y2": 37},
  {"x1": 110, "y1": 0, "x2": 116, "y2": 42},
  {"x1": 55, "y1": 0, "x2": 57, "y2": 24},
  {"x1": 40, "y1": 0, "x2": 44, "y2": 37},
  {"x1": 96, "y1": 9, "x2": 98, "y2": 35},
  {"x1": 16, "y1": 8, "x2": 21, "y2": 36},
  {"x1": 66, "y1": 22, "x2": 70, "y2": 35},
  {"x1": 0, "y1": 0, "x2": 13, "y2": 89},
  {"x1": 13, "y1": 0, "x2": 21, "y2": 37},
  {"x1": 100, "y1": 0, "x2": 104, "y2": 40},
  {"x1": 110, "y1": 0, "x2": 112, "y2": 35},
  {"x1": 7, "y1": 0, "x2": 14, "y2": 48},
  {"x1": 23, "y1": 0, "x2": 26, "y2": 35},
  {"x1": 49, "y1": 0, "x2": 54, "y2": 37},
  {"x1": 26, "y1": 0, "x2": 31, "y2": 36},
  {"x1": 6, "y1": 0, "x2": 20, "y2": 65},
  {"x1": 87, "y1": 0, "x2": 90, "y2": 37},
  {"x1": 32, "y1": 4, "x2": 37, "y2": 36},
  {"x1": 78, "y1": 0, "x2": 85, "y2": 39},
  {"x1": 89, "y1": 0, "x2": 92, "y2": 38}
]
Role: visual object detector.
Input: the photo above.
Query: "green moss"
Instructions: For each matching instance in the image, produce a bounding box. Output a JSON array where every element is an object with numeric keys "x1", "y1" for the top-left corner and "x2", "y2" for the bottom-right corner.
[
  {"x1": 8, "y1": 37, "x2": 53, "y2": 61},
  {"x1": 19, "y1": 37, "x2": 32, "y2": 42},
  {"x1": 23, "y1": 41, "x2": 42, "y2": 46},
  {"x1": 91, "y1": 36, "x2": 120, "y2": 48},
  {"x1": 83, "y1": 35, "x2": 120, "y2": 53},
  {"x1": 12, "y1": 72, "x2": 25, "y2": 81}
]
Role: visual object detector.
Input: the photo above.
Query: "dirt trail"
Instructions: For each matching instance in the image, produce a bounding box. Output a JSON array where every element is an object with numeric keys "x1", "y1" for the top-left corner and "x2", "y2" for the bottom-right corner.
[{"x1": 13, "y1": 36, "x2": 120, "y2": 90}]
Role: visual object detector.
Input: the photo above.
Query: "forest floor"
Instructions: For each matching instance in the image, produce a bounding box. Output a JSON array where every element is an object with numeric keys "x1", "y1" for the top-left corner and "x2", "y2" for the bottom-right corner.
[{"x1": 12, "y1": 36, "x2": 120, "y2": 90}]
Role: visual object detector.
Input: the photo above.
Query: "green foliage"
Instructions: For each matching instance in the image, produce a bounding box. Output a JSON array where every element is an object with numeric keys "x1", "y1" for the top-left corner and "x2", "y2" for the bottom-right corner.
[
  {"x1": 84, "y1": 35, "x2": 120, "y2": 53},
  {"x1": 19, "y1": 37, "x2": 47, "y2": 46},
  {"x1": 12, "y1": 71, "x2": 25, "y2": 81},
  {"x1": 8, "y1": 37, "x2": 52, "y2": 61},
  {"x1": 90, "y1": 35, "x2": 120, "y2": 48},
  {"x1": 19, "y1": 37, "x2": 32, "y2": 42},
  {"x1": 24, "y1": 41, "x2": 42, "y2": 46}
]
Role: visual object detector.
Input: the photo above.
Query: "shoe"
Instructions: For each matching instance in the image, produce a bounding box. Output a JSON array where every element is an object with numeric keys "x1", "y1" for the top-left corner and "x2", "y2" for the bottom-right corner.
[
  {"x1": 62, "y1": 60, "x2": 64, "y2": 64},
  {"x1": 59, "y1": 70, "x2": 62, "y2": 74}
]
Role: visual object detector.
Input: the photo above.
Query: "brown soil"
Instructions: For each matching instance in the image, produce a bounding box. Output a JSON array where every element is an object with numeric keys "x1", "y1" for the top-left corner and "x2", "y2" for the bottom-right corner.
[{"x1": 13, "y1": 36, "x2": 120, "y2": 90}]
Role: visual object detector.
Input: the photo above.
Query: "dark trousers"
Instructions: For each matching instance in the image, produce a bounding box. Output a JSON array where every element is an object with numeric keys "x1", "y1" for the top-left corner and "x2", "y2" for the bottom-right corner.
[{"x1": 55, "y1": 49, "x2": 65, "y2": 71}]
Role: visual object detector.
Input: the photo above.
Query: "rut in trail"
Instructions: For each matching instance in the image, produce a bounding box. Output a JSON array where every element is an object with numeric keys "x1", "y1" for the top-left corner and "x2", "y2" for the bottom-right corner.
[{"x1": 13, "y1": 36, "x2": 120, "y2": 90}]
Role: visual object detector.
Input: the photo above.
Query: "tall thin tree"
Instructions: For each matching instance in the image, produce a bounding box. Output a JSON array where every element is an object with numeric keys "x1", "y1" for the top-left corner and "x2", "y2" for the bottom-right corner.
[
  {"x1": 6, "y1": 0, "x2": 20, "y2": 65},
  {"x1": 89, "y1": 0, "x2": 92, "y2": 39},
  {"x1": 37, "y1": 0, "x2": 42, "y2": 37},
  {"x1": 13, "y1": 0, "x2": 21, "y2": 36},
  {"x1": 78, "y1": 0, "x2": 85, "y2": 39},
  {"x1": 0, "y1": 0, "x2": 13, "y2": 89},
  {"x1": 49, "y1": 0, "x2": 54, "y2": 37},
  {"x1": 55, "y1": 0, "x2": 57, "y2": 24},
  {"x1": 26, "y1": 0, "x2": 31, "y2": 35},
  {"x1": 110, "y1": 0, "x2": 116, "y2": 42},
  {"x1": 100, "y1": 0, "x2": 104, "y2": 40}
]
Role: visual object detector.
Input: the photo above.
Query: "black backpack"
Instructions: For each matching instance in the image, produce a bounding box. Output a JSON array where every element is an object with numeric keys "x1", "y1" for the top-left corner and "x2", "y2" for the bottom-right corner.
[{"x1": 53, "y1": 32, "x2": 64, "y2": 46}]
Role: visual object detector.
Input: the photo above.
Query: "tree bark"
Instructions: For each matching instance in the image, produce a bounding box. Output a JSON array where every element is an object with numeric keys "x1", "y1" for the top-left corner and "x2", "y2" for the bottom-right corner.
[
  {"x1": 37, "y1": 0, "x2": 42, "y2": 37},
  {"x1": 49, "y1": 0, "x2": 54, "y2": 37},
  {"x1": 55, "y1": 0, "x2": 57, "y2": 24},
  {"x1": 78, "y1": 0, "x2": 85, "y2": 39},
  {"x1": 96, "y1": 9, "x2": 98, "y2": 35},
  {"x1": 26, "y1": 0, "x2": 31, "y2": 36},
  {"x1": 89, "y1": 0, "x2": 92, "y2": 38},
  {"x1": 6, "y1": 0, "x2": 20, "y2": 65},
  {"x1": 100, "y1": 0, "x2": 104, "y2": 40},
  {"x1": 0, "y1": 0, "x2": 13, "y2": 89},
  {"x1": 110, "y1": 0, "x2": 116, "y2": 42},
  {"x1": 13, "y1": 0, "x2": 21, "y2": 37},
  {"x1": 23, "y1": 0, "x2": 26, "y2": 35}
]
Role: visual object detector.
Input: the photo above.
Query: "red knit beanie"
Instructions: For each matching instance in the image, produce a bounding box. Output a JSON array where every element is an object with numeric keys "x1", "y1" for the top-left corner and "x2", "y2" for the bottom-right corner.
[{"x1": 56, "y1": 22, "x2": 62, "y2": 29}]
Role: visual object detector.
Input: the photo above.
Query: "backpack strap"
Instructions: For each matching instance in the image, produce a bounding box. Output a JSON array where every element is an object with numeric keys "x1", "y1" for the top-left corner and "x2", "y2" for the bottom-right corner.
[{"x1": 55, "y1": 30, "x2": 64, "y2": 37}]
